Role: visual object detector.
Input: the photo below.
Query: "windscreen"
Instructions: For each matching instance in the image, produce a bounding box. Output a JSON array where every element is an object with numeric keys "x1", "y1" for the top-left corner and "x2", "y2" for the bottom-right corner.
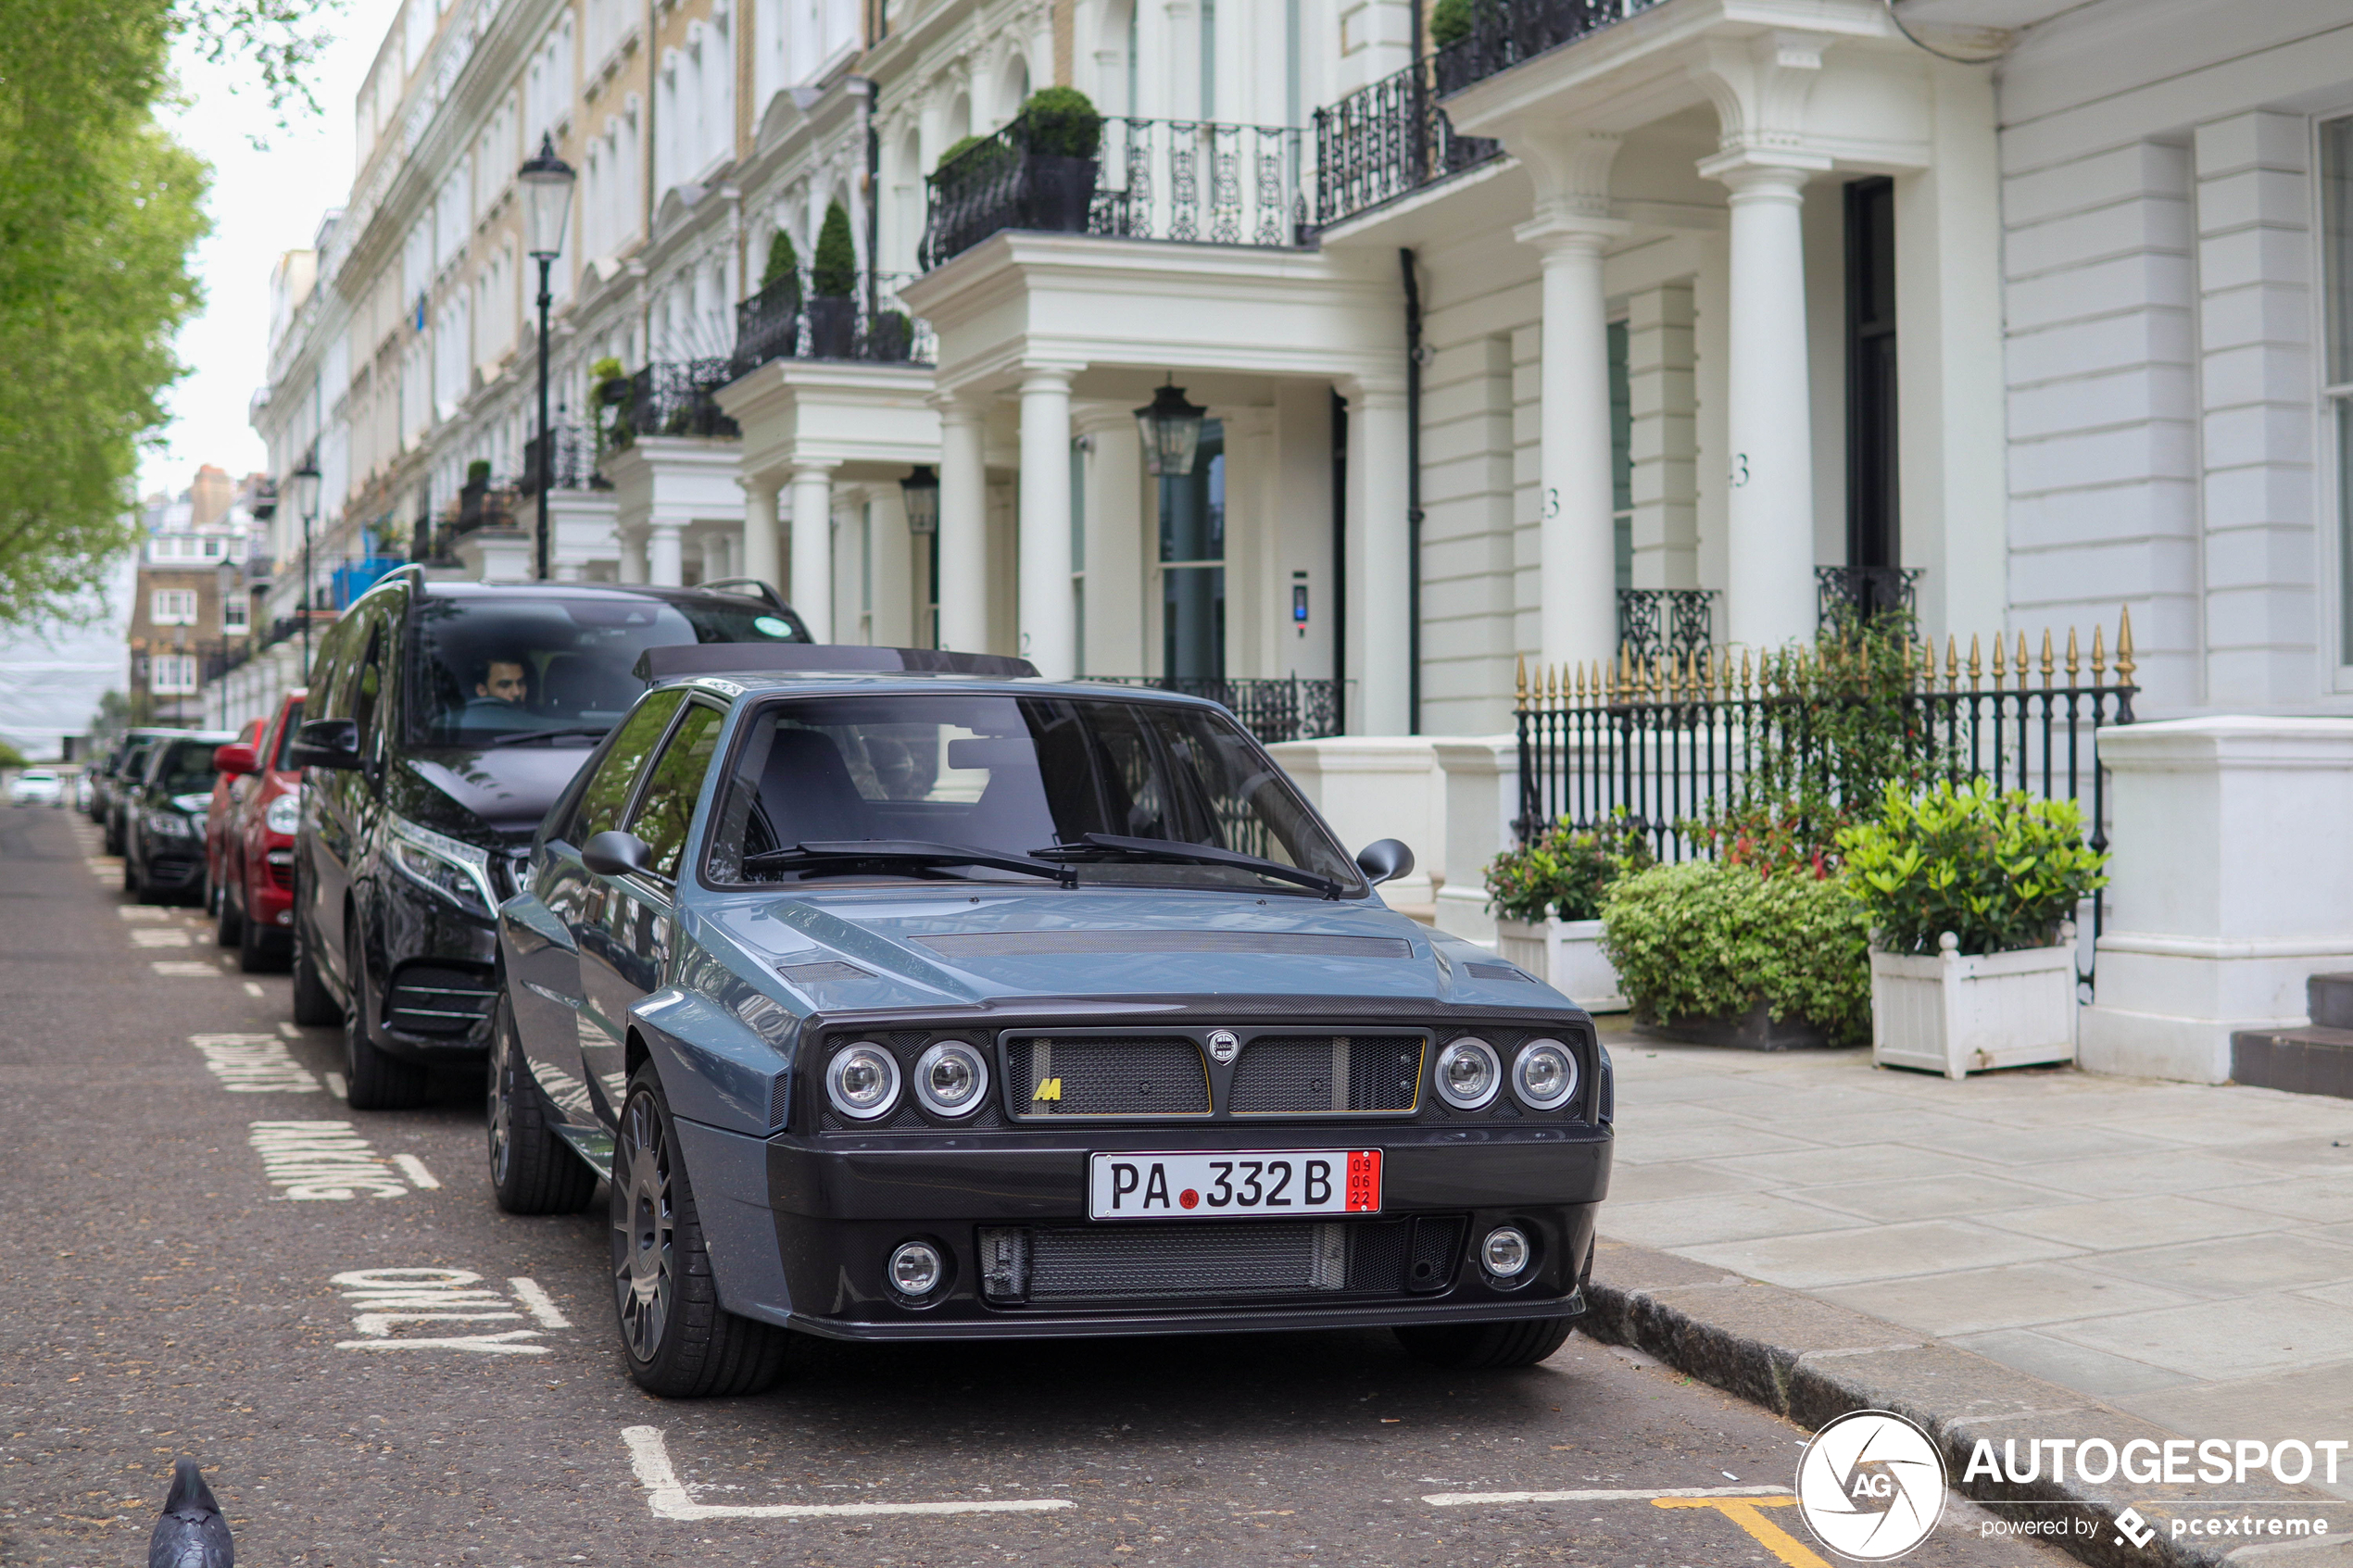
[
  {"x1": 705, "y1": 693, "x2": 1359, "y2": 894},
  {"x1": 153, "y1": 740, "x2": 220, "y2": 798},
  {"x1": 409, "y1": 595, "x2": 802, "y2": 746},
  {"x1": 271, "y1": 700, "x2": 307, "y2": 769}
]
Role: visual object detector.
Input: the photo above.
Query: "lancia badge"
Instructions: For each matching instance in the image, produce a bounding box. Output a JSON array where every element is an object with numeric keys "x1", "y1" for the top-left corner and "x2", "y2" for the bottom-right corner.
[{"x1": 1207, "y1": 1029, "x2": 1239, "y2": 1064}]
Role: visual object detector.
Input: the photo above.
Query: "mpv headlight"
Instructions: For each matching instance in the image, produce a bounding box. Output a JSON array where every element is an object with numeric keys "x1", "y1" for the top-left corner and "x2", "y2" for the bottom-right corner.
[
  {"x1": 145, "y1": 810, "x2": 194, "y2": 838},
  {"x1": 827, "y1": 1042, "x2": 900, "y2": 1122},
  {"x1": 1434, "y1": 1036, "x2": 1501, "y2": 1110},
  {"x1": 1512, "y1": 1038, "x2": 1580, "y2": 1111},
  {"x1": 264, "y1": 792, "x2": 302, "y2": 835},
  {"x1": 913, "y1": 1040, "x2": 988, "y2": 1117},
  {"x1": 385, "y1": 815, "x2": 497, "y2": 917}
]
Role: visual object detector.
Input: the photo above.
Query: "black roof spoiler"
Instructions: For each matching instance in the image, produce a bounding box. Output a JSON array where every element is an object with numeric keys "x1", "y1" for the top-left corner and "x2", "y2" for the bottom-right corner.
[{"x1": 632, "y1": 644, "x2": 1040, "y2": 682}]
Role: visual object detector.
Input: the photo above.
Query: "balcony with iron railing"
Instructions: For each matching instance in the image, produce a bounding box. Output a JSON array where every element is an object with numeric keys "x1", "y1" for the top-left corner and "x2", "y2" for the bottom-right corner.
[
  {"x1": 731, "y1": 267, "x2": 937, "y2": 373},
  {"x1": 1432, "y1": 0, "x2": 1667, "y2": 97},
  {"x1": 605, "y1": 361, "x2": 741, "y2": 453},
  {"x1": 1314, "y1": 58, "x2": 1504, "y2": 228},
  {"x1": 920, "y1": 112, "x2": 1311, "y2": 270},
  {"x1": 522, "y1": 420, "x2": 607, "y2": 492}
]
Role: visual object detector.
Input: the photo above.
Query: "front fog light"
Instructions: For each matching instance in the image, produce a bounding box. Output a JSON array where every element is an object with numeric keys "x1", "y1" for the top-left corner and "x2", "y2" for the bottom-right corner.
[
  {"x1": 914, "y1": 1039, "x2": 988, "y2": 1116},
  {"x1": 1482, "y1": 1226, "x2": 1531, "y2": 1278},
  {"x1": 1434, "y1": 1036, "x2": 1501, "y2": 1110},
  {"x1": 1512, "y1": 1038, "x2": 1579, "y2": 1110},
  {"x1": 826, "y1": 1042, "x2": 900, "y2": 1121},
  {"x1": 889, "y1": 1239, "x2": 944, "y2": 1298}
]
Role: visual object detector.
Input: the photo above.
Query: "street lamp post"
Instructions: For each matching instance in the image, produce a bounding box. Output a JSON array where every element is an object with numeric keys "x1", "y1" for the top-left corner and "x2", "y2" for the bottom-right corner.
[
  {"x1": 519, "y1": 133, "x2": 578, "y2": 583},
  {"x1": 291, "y1": 457, "x2": 321, "y2": 679}
]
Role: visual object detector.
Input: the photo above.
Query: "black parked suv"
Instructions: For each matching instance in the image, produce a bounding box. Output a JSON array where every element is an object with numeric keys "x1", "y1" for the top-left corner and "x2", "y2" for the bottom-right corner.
[
  {"x1": 99, "y1": 728, "x2": 186, "y2": 852},
  {"x1": 122, "y1": 731, "x2": 236, "y2": 902},
  {"x1": 286, "y1": 571, "x2": 810, "y2": 1109}
]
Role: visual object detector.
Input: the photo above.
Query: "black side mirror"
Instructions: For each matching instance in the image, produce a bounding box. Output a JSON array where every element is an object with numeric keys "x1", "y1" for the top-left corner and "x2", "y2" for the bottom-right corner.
[
  {"x1": 582, "y1": 830, "x2": 654, "y2": 878},
  {"x1": 288, "y1": 719, "x2": 362, "y2": 771},
  {"x1": 1354, "y1": 838, "x2": 1415, "y2": 886}
]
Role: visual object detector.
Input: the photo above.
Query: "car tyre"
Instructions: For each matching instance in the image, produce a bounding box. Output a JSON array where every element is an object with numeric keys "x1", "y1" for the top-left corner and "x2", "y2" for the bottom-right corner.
[
  {"x1": 235, "y1": 884, "x2": 284, "y2": 973},
  {"x1": 488, "y1": 990, "x2": 597, "y2": 1215},
  {"x1": 342, "y1": 922, "x2": 429, "y2": 1110},
  {"x1": 288, "y1": 877, "x2": 340, "y2": 1025},
  {"x1": 1393, "y1": 1317, "x2": 1577, "y2": 1371},
  {"x1": 610, "y1": 1066, "x2": 788, "y2": 1399},
  {"x1": 214, "y1": 872, "x2": 243, "y2": 946}
]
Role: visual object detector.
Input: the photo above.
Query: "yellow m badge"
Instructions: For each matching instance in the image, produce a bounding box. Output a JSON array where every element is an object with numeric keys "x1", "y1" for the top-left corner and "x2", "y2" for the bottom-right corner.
[{"x1": 1033, "y1": 1077, "x2": 1063, "y2": 1102}]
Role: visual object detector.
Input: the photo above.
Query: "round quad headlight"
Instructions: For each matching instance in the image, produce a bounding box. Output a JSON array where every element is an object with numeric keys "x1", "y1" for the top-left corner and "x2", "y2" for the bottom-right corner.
[
  {"x1": 913, "y1": 1040, "x2": 988, "y2": 1117},
  {"x1": 1512, "y1": 1038, "x2": 1580, "y2": 1111},
  {"x1": 888, "y1": 1239, "x2": 944, "y2": 1298},
  {"x1": 825, "y1": 1042, "x2": 900, "y2": 1121},
  {"x1": 1433, "y1": 1036, "x2": 1501, "y2": 1110},
  {"x1": 1482, "y1": 1226, "x2": 1532, "y2": 1279}
]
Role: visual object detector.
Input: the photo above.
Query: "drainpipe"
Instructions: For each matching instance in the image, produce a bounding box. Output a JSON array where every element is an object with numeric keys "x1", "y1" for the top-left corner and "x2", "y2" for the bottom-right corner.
[
  {"x1": 849, "y1": 76, "x2": 880, "y2": 317},
  {"x1": 1401, "y1": 247, "x2": 1424, "y2": 734},
  {"x1": 1330, "y1": 388, "x2": 1347, "y2": 735}
]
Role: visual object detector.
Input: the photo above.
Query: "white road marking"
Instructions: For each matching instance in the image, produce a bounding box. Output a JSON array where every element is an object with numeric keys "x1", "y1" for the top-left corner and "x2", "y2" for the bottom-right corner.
[
  {"x1": 276, "y1": 1022, "x2": 299, "y2": 1039},
  {"x1": 117, "y1": 907, "x2": 168, "y2": 922},
  {"x1": 391, "y1": 1153, "x2": 441, "y2": 1189},
  {"x1": 508, "y1": 1277, "x2": 573, "y2": 1329},
  {"x1": 622, "y1": 1427, "x2": 1076, "y2": 1521},
  {"x1": 191, "y1": 1035, "x2": 320, "y2": 1094},
  {"x1": 327, "y1": 1268, "x2": 560, "y2": 1355},
  {"x1": 243, "y1": 981, "x2": 265, "y2": 997},
  {"x1": 131, "y1": 928, "x2": 194, "y2": 947},
  {"x1": 247, "y1": 1121, "x2": 409, "y2": 1199},
  {"x1": 152, "y1": 961, "x2": 220, "y2": 977},
  {"x1": 1422, "y1": 1486, "x2": 1799, "y2": 1507},
  {"x1": 323, "y1": 1070, "x2": 347, "y2": 1099}
]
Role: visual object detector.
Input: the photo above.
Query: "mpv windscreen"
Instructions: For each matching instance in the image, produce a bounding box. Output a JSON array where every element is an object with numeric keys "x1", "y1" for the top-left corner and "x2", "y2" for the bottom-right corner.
[
  {"x1": 704, "y1": 694, "x2": 1360, "y2": 895},
  {"x1": 410, "y1": 596, "x2": 802, "y2": 746},
  {"x1": 271, "y1": 700, "x2": 307, "y2": 767},
  {"x1": 152, "y1": 740, "x2": 220, "y2": 799}
]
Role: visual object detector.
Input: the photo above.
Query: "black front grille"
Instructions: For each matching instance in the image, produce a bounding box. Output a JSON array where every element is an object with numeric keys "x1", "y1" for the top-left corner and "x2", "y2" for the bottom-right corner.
[
  {"x1": 384, "y1": 961, "x2": 497, "y2": 1036},
  {"x1": 1229, "y1": 1034, "x2": 1423, "y2": 1114},
  {"x1": 978, "y1": 1218, "x2": 1429, "y2": 1303},
  {"x1": 1006, "y1": 1035, "x2": 1209, "y2": 1118}
]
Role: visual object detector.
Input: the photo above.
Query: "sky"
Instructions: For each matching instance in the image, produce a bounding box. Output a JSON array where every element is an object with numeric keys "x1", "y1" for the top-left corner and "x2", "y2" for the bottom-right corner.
[{"x1": 135, "y1": 4, "x2": 395, "y2": 501}]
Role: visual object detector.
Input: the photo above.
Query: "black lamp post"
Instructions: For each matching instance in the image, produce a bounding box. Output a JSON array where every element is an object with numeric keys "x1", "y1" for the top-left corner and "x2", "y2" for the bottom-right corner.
[
  {"x1": 291, "y1": 456, "x2": 321, "y2": 678},
  {"x1": 519, "y1": 132, "x2": 578, "y2": 582},
  {"x1": 899, "y1": 465, "x2": 939, "y2": 533},
  {"x1": 1133, "y1": 379, "x2": 1207, "y2": 477}
]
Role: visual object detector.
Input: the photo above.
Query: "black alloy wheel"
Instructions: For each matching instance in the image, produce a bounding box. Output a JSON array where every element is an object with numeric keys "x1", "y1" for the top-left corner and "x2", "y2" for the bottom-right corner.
[
  {"x1": 610, "y1": 1067, "x2": 787, "y2": 1399},
  {"x1": 1393, "y1": 1316, "x2": 1577, "y2": 1370},
  {"x1": 235, "y1": 879, "x2": 283, "y2": 973},
  {"x1": 488, "y1": 990, "x2": 596, "y2": 1214},
  {"x1": 340, "y1": 921, "x2": 429, "y2": 1110},
  {"x1": 287, "y1": 871, "x2": 340, "y2": 1025}
]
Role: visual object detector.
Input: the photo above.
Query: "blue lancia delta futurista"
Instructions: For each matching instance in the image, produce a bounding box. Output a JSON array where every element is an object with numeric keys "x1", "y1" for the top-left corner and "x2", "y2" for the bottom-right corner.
[{"x1": 489, "y1": 644, "x2": 1611, "y2": 1397}]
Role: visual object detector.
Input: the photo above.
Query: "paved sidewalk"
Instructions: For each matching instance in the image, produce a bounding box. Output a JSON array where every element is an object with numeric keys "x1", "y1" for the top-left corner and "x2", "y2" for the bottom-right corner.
[{"x1": 1598, "y1": 1030, "x2": 2353, "y2": 1500}]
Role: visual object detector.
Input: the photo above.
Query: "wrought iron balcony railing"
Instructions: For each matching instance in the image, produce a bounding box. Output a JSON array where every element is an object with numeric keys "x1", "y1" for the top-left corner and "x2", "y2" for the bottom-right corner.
[
  {"x1": 1433, "y1": 0, "x2": 1665, "y2": 97},
  {"x1": 1816, "y1": 565, "x2": 1922, "y2": 631},
  {"x1": 921, "y1": 112, "x2": 1311, "y2": 270},
  {"x1": 732, "y1": 268, "x2": 937, "y2": 374},
  {"x1": 1314, "y1": 58, "x2": 1503, "y2": 227},
  {"x1": 606, "y1": 361, "x2": 740, "y2": 452},
  {"x1": 1078, "y1": 675, "x2": 1343, "y2": 745},
  {"x1": 1617, "y1": 587, "x2": 1715, "y2": 662}
]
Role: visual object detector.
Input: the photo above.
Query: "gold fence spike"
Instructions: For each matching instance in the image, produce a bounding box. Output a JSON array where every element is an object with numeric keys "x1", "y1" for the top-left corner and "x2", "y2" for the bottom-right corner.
[
  {"x1": 1992, "y1": 631, "x2": 2006, "y2": 689},
  {"x1": 2041, "y1": 627, "x2": 2055, "y2": 688},
  {"x1": 2017, "y1": 631, "x2": 2031, "y2": 690},
  {"x1": 1516, "y1": 653, "x2": 1529, "y2": 709},
  {"x1": 2066, "y1": 624, "x2": 2081, "y2": 682},
  {"x1": 2091, "y1": 621, "x2": 2106, "y2": 686},
  {"x1": 1740, "y1": 646, "x2": 1753, "y2": 696},
  {"x1": 1968, "y1": 633, "x2": 1982, "y2": 691},
  {"x1": 2116, "y1": 606, "x2": 2136, "y2": 688},
  {"x1": 1944, "y1": 634, "x2": 1959, "y2": 685}
]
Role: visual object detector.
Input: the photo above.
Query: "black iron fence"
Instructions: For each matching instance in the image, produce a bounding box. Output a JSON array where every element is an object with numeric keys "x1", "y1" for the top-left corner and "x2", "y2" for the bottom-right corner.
[
  {"x1": 1434, "y1": 0, "x2": 1665, "y2": 96},
  {"x1": 1080, "y1": 675, "x2": 1345, "y2": 746},
  {"x1": 732, "y1": 268, "x2": 937, "y2": 373},
  {"x1": 608, "y1": 361, "x2": 740, "y2": 451},
  {"x1": 522, "y1": 420, "x2": 606, "y2": 490},
  {"x1": 1314, "y1": 58, "x2": 1503, "y2": 227},
  {"x1": 1515, "y1": 612, "x2": 2141, "y2": 890},
  {"x1": 922, "y1": 113, "x2": 1311, "y2": 270},
  {"x1": 1818, "y1": 565, "x2": 1921, "y2": 629},
  {"x1": 1617, "y1": 588, "x2": 1714, "y2": 662}
]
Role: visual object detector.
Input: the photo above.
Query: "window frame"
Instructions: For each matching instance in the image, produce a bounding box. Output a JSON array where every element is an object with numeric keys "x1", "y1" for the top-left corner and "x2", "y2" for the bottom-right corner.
[
  {"x1": 619, "y1": 695, "x2": 731, "y2": 885},
  {"x1": 2319, "y1": 109, "x2": 2353, "y2": 691}
]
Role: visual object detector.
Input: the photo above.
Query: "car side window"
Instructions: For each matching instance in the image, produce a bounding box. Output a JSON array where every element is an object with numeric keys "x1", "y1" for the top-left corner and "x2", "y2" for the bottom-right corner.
[
  {"x1": 570, "y1": 690, "x2": 686, "y2": 846},
  {"x1": 352, "y1": 623, "x2": 387, "y2": 759},
  {"x1": 623, "y1": 703, "x2": 724, "y2": 879}
]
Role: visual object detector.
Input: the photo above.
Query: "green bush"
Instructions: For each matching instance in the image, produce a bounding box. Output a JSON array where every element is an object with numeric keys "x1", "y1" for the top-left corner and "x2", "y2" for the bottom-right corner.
[
  {"x1": 761, "y1": 230, "x2": 799, "y2": 290},
  {"x1": 464, "y1": 458, "x2": 491, "y2": 486},
  {"x1": 1429, "y1": 0, "x2": 1474, "y2": 46},
  {"x1": 1483, "y1": 811, "x2": 1654, "y2": 924},
  {"x1": 1020, "y1": 86, "x2": 1101, "y2": 158},
  {"x1": 812, "y1": 200, "x2": 857, "y2": 297},
  {"x1": 1837, "y1": 779, "x2": 2108, "y2": 958},
  {"x1": 1601, "y1": 862, "x2": 1871, "y2": 1044}
]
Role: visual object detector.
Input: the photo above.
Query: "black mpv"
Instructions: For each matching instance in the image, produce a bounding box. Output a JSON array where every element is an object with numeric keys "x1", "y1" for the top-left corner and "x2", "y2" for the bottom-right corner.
[{"x1": 287, "y1": 571, "x2": 809, "y2": 1108}]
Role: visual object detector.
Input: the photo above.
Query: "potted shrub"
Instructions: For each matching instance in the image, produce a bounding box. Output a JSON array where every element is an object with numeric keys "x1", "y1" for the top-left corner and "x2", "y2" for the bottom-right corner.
[
  {"x1": 807, "y1": 201, "x2": 859, "y2": 358},
  {"x1": 1840, "y1": 780, "x2": 2108, "y2": 1079},
  {"x1": 1017, "y1": 86, "x2": 1101, "y2": 233},
  {"x1": 1601, "y1": 861, "x2": 1871, "y2": 1049},
  {"x1": 588, "y1": 355, "x2": 633, "y2": 452},
  {"x1": 865, "y1": 307, "x2": 913, "y2": 362},
  {"x1": 1481, "y1": 813, "x2": 1652, "y2": 1010}
]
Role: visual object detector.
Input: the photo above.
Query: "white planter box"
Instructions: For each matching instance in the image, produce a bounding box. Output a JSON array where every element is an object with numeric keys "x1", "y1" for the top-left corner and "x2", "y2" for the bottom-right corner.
[
  {"x1": 1496, "y1": 917, "x2": 1628, "y2": 1013},
  {"x1": 1870, "y1": 929, "x2": 2078, "y2": 1080}
]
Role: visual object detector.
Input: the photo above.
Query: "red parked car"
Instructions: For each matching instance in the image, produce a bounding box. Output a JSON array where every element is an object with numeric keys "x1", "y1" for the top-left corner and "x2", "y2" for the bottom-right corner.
[
  {"x1": 210, "y1": 689, "x2": 306, "y2": 971},
  {"x1": 204, "y1": 716, "x2": 266, "y2": 911}
]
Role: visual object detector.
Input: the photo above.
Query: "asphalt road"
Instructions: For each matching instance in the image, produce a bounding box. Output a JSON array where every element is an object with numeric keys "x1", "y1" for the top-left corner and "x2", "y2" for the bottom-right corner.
[{"x1": 0, "y1": 803, "x2": 2073, "y2": 1568}]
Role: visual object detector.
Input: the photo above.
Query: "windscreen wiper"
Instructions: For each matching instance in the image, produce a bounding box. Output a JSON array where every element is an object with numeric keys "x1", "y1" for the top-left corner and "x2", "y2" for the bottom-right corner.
[
  {"x1": 1029, "y1": 832, "x2": 1346, "y2": 898},
  {"x1": 742, "y1": 840, "x2": 1074, "y2": 885},
  {"x1": 485, "y1": 724, "x2": 611, "y2": 746}
]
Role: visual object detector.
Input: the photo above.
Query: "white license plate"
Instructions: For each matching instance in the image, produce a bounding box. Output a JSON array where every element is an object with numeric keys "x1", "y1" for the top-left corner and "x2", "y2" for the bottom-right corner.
[{"x1": 1088, "y1": 1149, "x2": 1382, "y2": 1220}]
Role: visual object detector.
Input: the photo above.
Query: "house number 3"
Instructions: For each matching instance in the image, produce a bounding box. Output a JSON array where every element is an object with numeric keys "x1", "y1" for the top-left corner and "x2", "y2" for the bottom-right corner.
[{"x1": 1730, "y1": 454, "x2": 1751, "y2": 487}]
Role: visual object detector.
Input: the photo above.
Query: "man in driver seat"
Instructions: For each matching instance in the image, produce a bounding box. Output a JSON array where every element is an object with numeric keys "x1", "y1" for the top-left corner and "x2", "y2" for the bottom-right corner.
[{"x1": 465, "y1": 657, "x2": 532, "y2": 719}]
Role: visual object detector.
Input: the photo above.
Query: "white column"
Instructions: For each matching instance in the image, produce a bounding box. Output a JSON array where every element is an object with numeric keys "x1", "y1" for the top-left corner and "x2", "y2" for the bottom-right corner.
[
  {"x1": 699, "y1": 529, "x2": 730, "y2": 586},
  {"x1": 647, "y1": 521, "x2": 685, "y2": 587},
  {"x1": 787, "y1": 464, "x2": 835, "y2": 641},
  {"x1": 739, "y1": 475, "x2": 781, "y2": 590},
  {"x1": 1017, "y1": 366, "x2": 1078, "y2": 679},
  {"x1": 937, "y1": 393, "x2": 989, "y2": 653},
  {"x1": 1710, "y1": 159, "x2": 1819, "y2": 651},
  {"x1": 619, "y1": 525, "x2": 648, "y2": 584},
  {"x1": 1343, "y1": 378, "x2": 1411, "y2": 735},
  {"x1": 1517, "y1": 219, "x2": 1623, "y2": 671}
]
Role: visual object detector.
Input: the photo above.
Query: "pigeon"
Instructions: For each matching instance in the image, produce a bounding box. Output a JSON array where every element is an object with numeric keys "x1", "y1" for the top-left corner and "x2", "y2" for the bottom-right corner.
[{"x1": 148, "y1": 1458, "x2": 233, "y2": 1568}]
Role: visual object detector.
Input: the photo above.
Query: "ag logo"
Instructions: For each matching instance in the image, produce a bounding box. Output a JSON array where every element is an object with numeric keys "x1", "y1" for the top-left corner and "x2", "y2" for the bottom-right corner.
[
  {"x1": 1207, "y1": 1030, "x2": 1239, "y2": 1064},
  {"x1": 1795, "y1": 1410, "x2": 1946, "y2": 1561}
]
